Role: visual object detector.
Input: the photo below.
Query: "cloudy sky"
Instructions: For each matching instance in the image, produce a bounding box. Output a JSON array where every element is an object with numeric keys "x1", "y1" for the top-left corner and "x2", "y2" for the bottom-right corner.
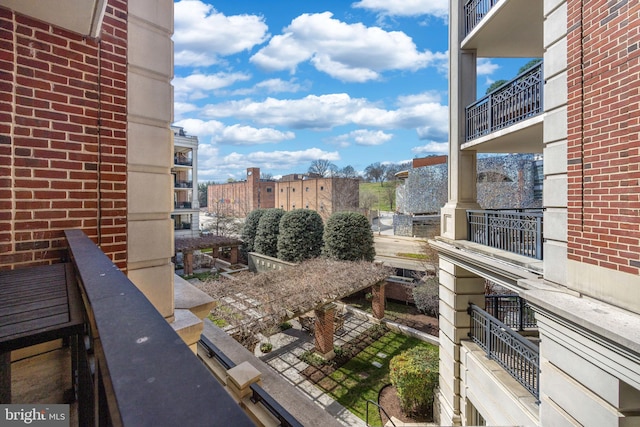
[{"x1": 173, "y1": 0, "x2": 529, "y2": 182}]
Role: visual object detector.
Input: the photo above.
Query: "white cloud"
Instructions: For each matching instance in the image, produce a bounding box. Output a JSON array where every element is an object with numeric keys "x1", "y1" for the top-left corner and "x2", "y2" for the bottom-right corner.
[
  {"x1": 174, "y1": 0, "x2": 269, "y2": 66},
  {"x1": 174, "y1": 118, "x2": 294, "y2": 146},
  {"x1": 201, "y1": 92, "x2": 448, "y2": 139},
  {"x1": 197, "y1": 147, "x2": 341, "y2": 182},
  {"x1": 477, "y1": 58, "x2": 500, "y2": 76},
  {"x1": 173, "y1": 72, "x2": 251, "y2": 101},
  {"x1": 411, "y1": 141, "x2": 449, "y2": 155},
  {"x1": 352, "y1": 0, "x2": 448, "y2": 19},
  {"x1": 250, "y1": 12, "x2": 446, "y2": 82},
  {"x1": 228, "y1": 78, "x2": 308, "y2": 96},
  {"x1": 329, "y1": 129, "x2": 393, "y2": 147}
]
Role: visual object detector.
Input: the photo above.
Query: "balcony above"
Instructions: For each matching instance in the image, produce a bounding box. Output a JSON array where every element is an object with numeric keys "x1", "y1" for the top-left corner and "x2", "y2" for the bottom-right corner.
[
  {"x1": 0, "y1": 0, "x2": 106, "y2": 37},
  {"x1": 463, "y1": 61, "x2": 543, "y2": 153},
  {"x1": 462, "y1": 0, "x2": 543, "y2": 58}
]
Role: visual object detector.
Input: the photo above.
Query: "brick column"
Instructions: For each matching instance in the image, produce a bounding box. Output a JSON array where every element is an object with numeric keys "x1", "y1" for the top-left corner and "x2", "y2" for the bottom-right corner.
[
  {"x1": 314, "y1": 303, "x2": 336, "y2": 359},
  {"x1": 230, "y1": 247, "x2": 238, "y2": 264},
  {"x1": 371, "y1": 282, "x2": 386, "y2": 320},
  {"x1": 183, "y1": 251, "x2": 193, "y2": 276},
  {"x1": 212, "y1": 247, "x2": 219, "y2": 258}
]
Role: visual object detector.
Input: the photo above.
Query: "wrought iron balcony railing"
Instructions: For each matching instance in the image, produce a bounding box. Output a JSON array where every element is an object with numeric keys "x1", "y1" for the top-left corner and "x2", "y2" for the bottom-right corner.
[
  {"x1": 174, "y1": 156, "x2": 193, "y2": 166},
  {"x1": 64, "y1": 229, "x2": 253, "y2": 426},
  {"x1": 465, "y1": 62, "x2": 543, "y2": 142},
  {"x1": 468, "y1": 303, "x2": 540, "y2": 400},
  {"x1": 464, "y1": 0, "x2": 499, "y2": 36},
  {"x1": 175, "y1": 180, "x2": 193, "y2": 189},
  {"x1": 485, "y1": 295, "x2": 537, "y2": 330},
  {"x1": 175, "y1": 201, "x2": 192, "y2": 209},
  {"x1": 467, "y1": 209, "x2": 544, "y2": 260}
]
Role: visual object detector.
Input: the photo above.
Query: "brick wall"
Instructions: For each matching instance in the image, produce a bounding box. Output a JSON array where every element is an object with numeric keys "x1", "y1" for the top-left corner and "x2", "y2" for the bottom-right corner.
[
  {"x1": 567, "y1": 0, "x2": 640, "y2": 275},
  {"x1": 0, "y1": 1, "x2": 128, "y2": 269}
]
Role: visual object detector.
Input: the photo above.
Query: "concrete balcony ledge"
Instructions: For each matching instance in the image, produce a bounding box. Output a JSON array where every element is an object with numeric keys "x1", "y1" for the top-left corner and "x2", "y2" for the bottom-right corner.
[{"x1": 174, "y1": 274, "x2": 216, "y2": 319}]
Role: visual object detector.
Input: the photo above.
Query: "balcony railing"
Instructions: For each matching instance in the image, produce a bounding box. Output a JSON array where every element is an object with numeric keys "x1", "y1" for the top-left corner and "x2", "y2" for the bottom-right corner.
[
  {"x1": 64, "y1": 229, "x2": 253, "y2": 426},
  {"x1": 200, "y1": 335, "x2": 304, "y2": 427},
  {"x1": 465, "y1": 62, "x2": 543, "y2": 142},
  {"x1": 175, "y1": 201, "x2": 192, "y2": 209},
  {"x1": 485, "y1": 295, "x2": 537, "y2": 330},
  {"x1": 468, "y1": 303, "x2": 540, "y2": 400},
  {"x1": 464, "y1": 0, "x2": 499, "y2": 36},
  {"x1": 174, "y1": 156, "x2": 193, "y2": 166},
  {"x1": 175, "y1": 180, "x2": 193, "y2": 189},
  {"x1": 467, "y1": 209, "x2": 543, "y2": 260}
]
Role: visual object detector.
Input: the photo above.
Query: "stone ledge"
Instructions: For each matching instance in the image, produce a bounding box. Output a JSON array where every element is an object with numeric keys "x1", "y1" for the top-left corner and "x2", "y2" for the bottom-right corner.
[
  {"x1": 171, "y1": 309, "x2": 203, "y2": 351},
  {"x1": 174, "y1": 274, "x2": 216, "y2": 319}
]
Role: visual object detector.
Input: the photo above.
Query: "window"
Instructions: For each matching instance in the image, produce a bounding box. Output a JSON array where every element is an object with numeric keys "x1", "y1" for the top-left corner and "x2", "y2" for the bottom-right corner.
[
  {"x1": 305, "y1": 187, "x2": 309, "y2": 192},
  {"x1": 280, "y1": 188, "x2": 283, "y2": 193},
  {"x1": 266, "y1": 187, "x2": 272, "y2": 193},
  {"x1": 320, "y1": 186, "x2": 324, "y2": 191},
  {"x1": 292, "y1": 188, "x2": 295, "y2": 192}
]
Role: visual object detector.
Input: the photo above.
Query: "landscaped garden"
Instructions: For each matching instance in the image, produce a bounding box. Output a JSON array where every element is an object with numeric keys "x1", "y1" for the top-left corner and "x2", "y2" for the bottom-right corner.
[{"x1": 300, "y1": 325, "x2": 438, "y2": 426}]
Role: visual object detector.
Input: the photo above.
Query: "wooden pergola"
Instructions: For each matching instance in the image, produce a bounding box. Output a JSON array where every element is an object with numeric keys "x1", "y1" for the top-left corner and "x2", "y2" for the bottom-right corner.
[
  {"x1": 175, "y1": 235, "x2": 243, "y2": 275},
  {"x1": 193, "y1": 258, "x2": 392, "y2": 358}
]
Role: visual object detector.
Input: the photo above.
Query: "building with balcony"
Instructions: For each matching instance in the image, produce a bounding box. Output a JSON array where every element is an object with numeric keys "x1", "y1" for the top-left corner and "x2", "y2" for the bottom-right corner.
[
  {"x1": 172, "y1": 125, "x2": 199, "y2": 237},
  {"x1": 432, "y1": 0, "x2": 640, "y2": 425},
  {"x1": 0, "y1": 2, "x2": 337, "y2": 425}
]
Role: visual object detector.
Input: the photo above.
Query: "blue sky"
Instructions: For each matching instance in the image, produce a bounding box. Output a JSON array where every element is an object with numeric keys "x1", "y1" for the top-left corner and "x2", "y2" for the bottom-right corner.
[{"x1": 172, "y1": 0, "x2": 529, "y2": 182}]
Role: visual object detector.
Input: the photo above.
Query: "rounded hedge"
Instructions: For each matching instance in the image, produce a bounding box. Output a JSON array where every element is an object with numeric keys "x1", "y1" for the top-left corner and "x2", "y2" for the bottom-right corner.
[
  {"x1": 389, "y1": 345, "x2": 439, "y2": 418},
  {"x1": 277, "y1": 209, "x2": 324, "y2": 262},
  {"x1": 241, "y1": 208, "x2": 266, "y2": 254},
  {"x1": 254, "y1": 208, "x2": 285, "y2": 258},
  {"x1": 323, "y1": 212, "x2": 375, "y2": 261}
]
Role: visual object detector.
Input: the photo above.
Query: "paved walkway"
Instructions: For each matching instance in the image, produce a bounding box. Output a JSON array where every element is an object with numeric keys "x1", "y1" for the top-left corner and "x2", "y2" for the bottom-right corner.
[{"x1": 258, "y1": 312, "x2": 375, "y2": 426}]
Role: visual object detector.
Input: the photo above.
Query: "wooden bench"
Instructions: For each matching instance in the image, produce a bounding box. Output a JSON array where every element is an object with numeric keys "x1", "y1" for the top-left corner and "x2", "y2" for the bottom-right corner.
[{"x1": 0, "y1": 263, "x2": 84, "y2": 403}]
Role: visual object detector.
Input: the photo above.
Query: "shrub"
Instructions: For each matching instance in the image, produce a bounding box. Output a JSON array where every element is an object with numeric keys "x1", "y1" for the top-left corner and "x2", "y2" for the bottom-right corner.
[
  {"x1": 323, "y1": 212, "x2": 375, "y2": 261},
  {"x1": 389, "y1": 345, "x2": 439, "y2": 418},
  {"x1": 279, "y1": 321, "x2": 292, "y2": 331},
  {"x1": 241, "y1": 208, "x2": 266, "y2": 256},
  {"x1": 277, "y1": 209, "x2": 324, "y2": 262},
  {"x1": 412, "y1": 276, "x2": 440, "y2": 317},
  {"x1": 254, "y1": 208, "x2": 285, "y2": 257}
]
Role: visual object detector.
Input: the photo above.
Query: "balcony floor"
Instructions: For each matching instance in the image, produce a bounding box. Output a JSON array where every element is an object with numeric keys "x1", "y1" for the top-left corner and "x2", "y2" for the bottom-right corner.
[{"x1": 11, "y1": 345, "x2": 78, "y2": 425}]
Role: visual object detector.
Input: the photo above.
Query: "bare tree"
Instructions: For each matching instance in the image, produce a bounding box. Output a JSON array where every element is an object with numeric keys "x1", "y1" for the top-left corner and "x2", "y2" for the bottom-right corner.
[
  {"x1": 337, "y1": 165, "x2": 358, "y2": 178},
  {"x1": 364, "y1": 162, "x2": 387, "y2": 185},
  {"x1": 308, "y1": 159, "x2": 337, "y2": 177},
  {"x1": 383, "y1": 181, "x2": 398, "y2": 211}
]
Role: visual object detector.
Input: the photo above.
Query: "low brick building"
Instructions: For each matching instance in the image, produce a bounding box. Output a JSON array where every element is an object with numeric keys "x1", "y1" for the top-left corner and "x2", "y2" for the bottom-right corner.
[{"x1": 208, "y1": 168, "x2": 359, "y2": 221}]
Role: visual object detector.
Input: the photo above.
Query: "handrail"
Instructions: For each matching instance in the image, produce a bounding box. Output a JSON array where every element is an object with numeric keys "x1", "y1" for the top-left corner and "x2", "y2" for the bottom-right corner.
[
  {"x1": 465, "y1": 61, "x2": 543, "y2": 142},
  {"x1": 468, "y1": 303, "x2": 539, "y2": 400},
  {"x1": 467, "y1": 209, "x2": 544, "y2": 260},
  {"x1": 200, "y1": 335, "x2": 304, "y2": 427},
  {"x1": 64, "y1": 229, "x2": 253, "y2": 426},
  {"x1": 485, "y1": 295, "x2": 537, "y2": 330},
  {"x1": 464, "y1": 0, "x2": 499, "y2": 36},
  {"x1": 365, "y1": 399, "x2": 396, "y2": 427}
]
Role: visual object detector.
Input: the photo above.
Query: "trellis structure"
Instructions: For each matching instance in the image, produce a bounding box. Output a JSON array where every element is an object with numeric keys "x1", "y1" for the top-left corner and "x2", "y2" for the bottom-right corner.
[{"x1": 175, "y1": 235, "x2": 243, "y2": 275}]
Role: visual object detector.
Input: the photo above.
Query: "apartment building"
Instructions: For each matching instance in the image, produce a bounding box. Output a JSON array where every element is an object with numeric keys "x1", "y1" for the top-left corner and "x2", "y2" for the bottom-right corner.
[
  {"x1": 431, "y1": 0, "x2": 640, "y2": 425},
  {"x1": 172, "y1": 125, "x2": 199, "y2": 237},
  {"x1": 208, "y1": 167, "x2": 359, "y2": 221}
]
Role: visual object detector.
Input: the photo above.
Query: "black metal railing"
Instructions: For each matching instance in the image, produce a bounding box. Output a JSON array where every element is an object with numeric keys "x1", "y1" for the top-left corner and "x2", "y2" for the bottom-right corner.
[
  {"x1": 468, "y1": 303, "x2": 539, "y2": 400},
  {"x1": 467, "y1": 209, "x2": 544, "y2": 260},
  {"x1": 485, "y1": 295, "x2": 537, "y2": 330},
  {"x1": 174, "y1": 156, "x2": 193, "y2": 166},
  {"x1": 175, "y1": 180, "x2": 193, "y2": 188},
  {"x1": 466, "y1": 62, "x2": 543, "y2": 142},
  {"x1": 464, "y1": 0, "x2": 499, "y2": 36},
  {"x1": 200, "y1": 336, "x2": 303, "y2": 427},
  {"x1": 64, "y1": 229, "x2": 253, "y2": 426},
  {"x1": 174, "y1": 201, "x2": 192, "y2": 209}
]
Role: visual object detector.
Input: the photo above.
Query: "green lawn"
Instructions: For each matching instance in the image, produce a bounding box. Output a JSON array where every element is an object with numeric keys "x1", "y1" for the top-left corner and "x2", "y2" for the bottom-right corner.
[
  {"x1": 317, "y1": 332, "x2": 437, "y2": 426},
  {"x1": 359, "y1": 181, "x2": 399, "y2": 212}
]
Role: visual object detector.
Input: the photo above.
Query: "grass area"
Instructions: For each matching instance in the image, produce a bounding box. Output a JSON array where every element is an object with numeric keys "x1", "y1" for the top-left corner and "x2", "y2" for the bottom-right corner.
[
  {"x1": 317, "y1": 332, "x2": 436, "y2": 426},
  {"x1": 359, "y1": 181, "x2": 399, "y2": 212},
  {"x1": 345, "y1": 297, "x2": 416, "y2": 319},
  {"x1": 396, "y1": 252, "x2": 428, "y2": 260}
]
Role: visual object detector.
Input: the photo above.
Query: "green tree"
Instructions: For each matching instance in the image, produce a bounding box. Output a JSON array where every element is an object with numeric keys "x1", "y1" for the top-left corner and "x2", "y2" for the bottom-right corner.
[
  {"x1": 389, "y1": 345, "x2": 439, "y2": 418},
  {"x1": 364, "y1": 162, "x2": 387, "y2": 185},
  {"x1": 323, "y1": 212, "x2": 375, "y2": 261},
  {"x1": 485, "y1": 79, "x2": 507, "y2": 94},
  {"x1": 518, "y1": 58, "x2": 542, "y2": 74},
  {"x1": 241, "y1": 208, "x2": 266, "y2": 255},
  {"x1": 198, "y1": 181, "x2": 215, "y2": 208},
  {"x1": 254, "y1": 208, "x2": 285, "y2": 257},
  {"x1": 277, "y1": 209, "x2": 324, "y2": 262}
]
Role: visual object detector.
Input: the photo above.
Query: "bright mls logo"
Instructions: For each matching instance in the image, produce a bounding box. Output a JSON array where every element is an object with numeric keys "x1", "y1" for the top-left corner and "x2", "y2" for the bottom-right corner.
[{"x1": 0, "y1": 405, "x2": 68, "y2": 427}]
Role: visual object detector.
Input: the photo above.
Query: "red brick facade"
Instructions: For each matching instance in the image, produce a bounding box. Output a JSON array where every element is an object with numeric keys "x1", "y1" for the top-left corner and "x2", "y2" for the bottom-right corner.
[
  {"x1": 0, "y1": 1, "x2": 128, "y2": 269},
  {"x1": 566, "y1": 0, "x2": 640, "y2": 275}
]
